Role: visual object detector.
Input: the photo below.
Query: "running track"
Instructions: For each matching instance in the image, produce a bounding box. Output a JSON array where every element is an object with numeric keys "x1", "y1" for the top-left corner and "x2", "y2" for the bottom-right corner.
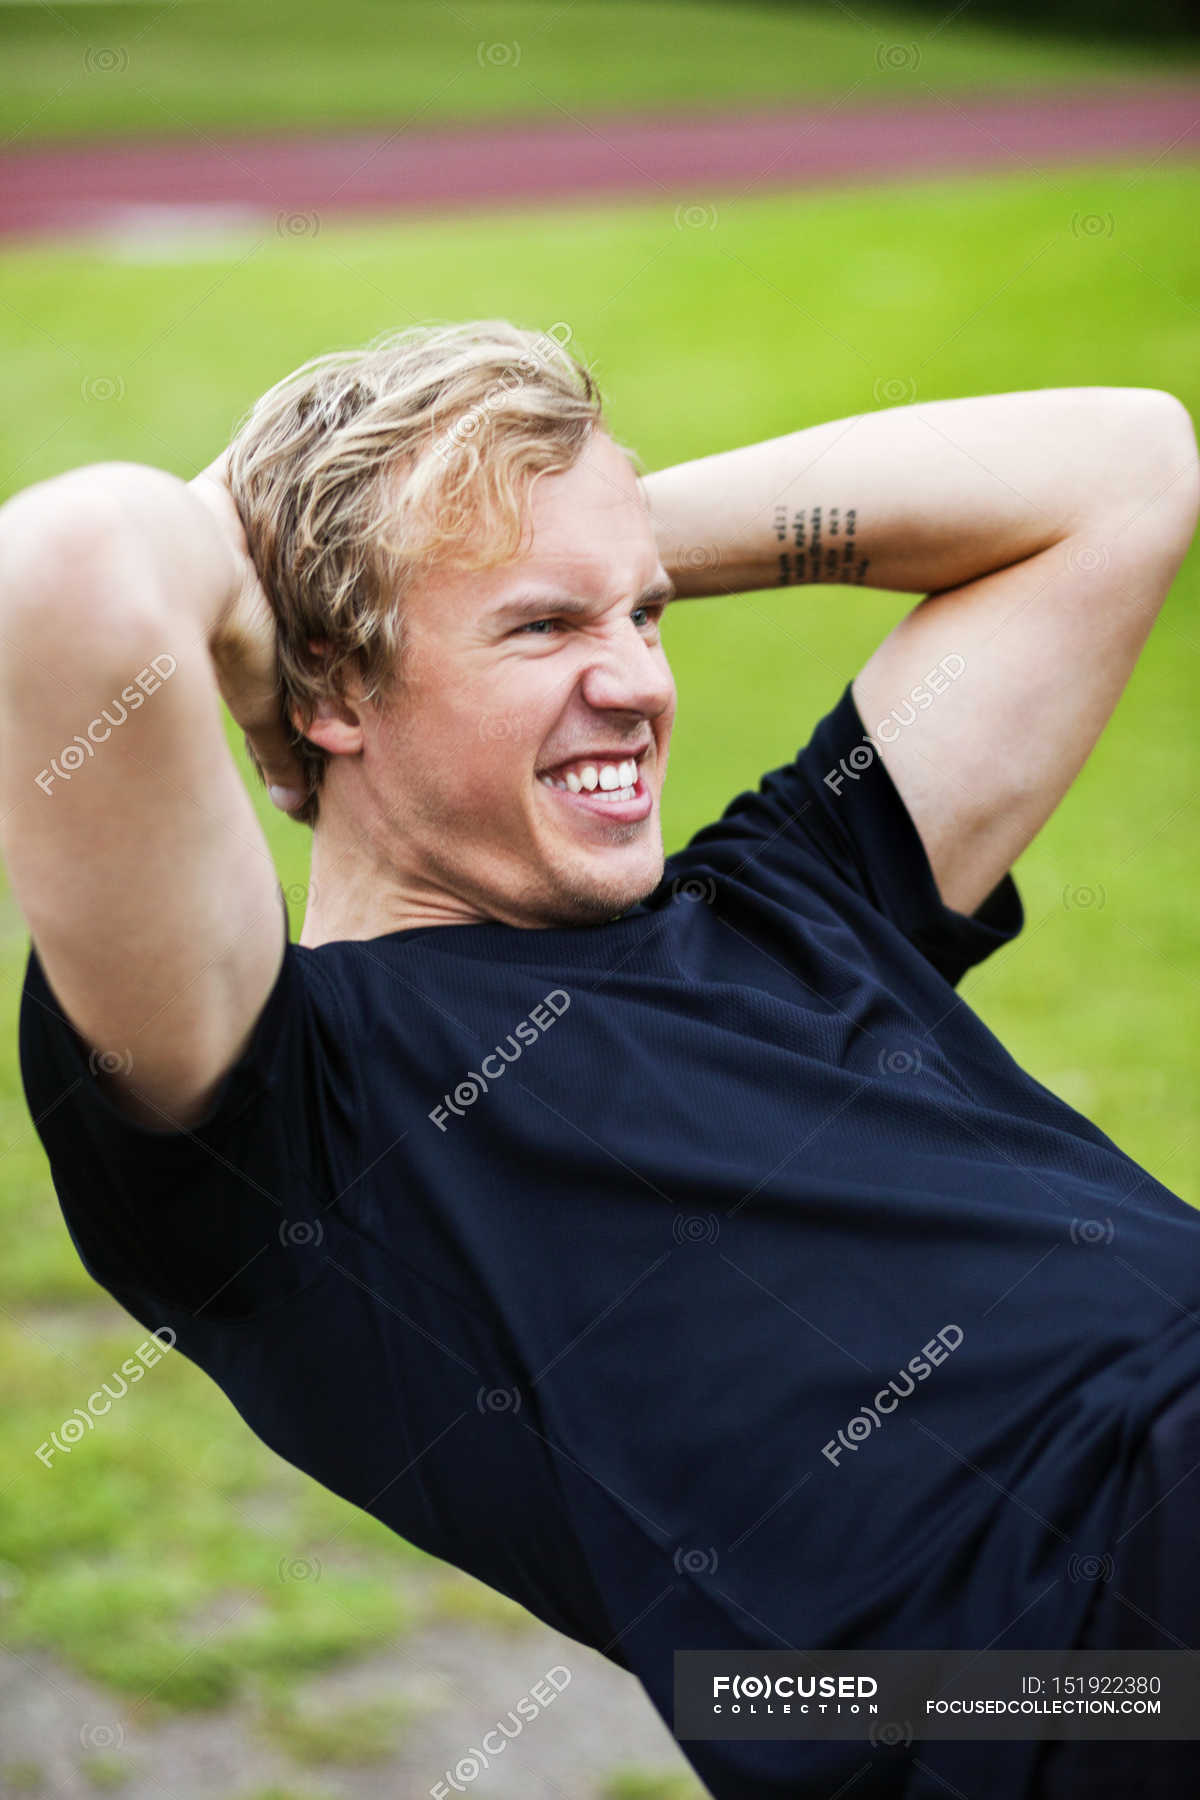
[{"x1": 1, "y1": 83, "x2": 1198, "y2": 242}]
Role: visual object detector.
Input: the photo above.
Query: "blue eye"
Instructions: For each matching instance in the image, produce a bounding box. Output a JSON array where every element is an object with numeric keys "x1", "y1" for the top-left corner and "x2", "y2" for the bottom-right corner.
[{"x1": 516, "y1": 604, "x2": 662, "y2": 637}]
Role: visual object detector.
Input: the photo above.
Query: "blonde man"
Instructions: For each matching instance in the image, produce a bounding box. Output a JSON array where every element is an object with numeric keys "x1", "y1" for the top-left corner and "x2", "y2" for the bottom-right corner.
[{"x1": 4, "y1": 321, "x2": 1199, "y2": 1798}]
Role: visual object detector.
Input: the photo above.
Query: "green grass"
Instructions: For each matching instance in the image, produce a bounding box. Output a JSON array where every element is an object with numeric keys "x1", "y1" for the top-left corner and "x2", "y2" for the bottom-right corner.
[
  {"x1": 602, "y1": 1769, "x2": 711, "y2": 1800},
  {"x1": 1, "y1": 0, "x2": 1198, "y2": 146},
  {"x1": 230, "y1": 1788, "x2": 338, "y2": 1800},
  {"x1": 79, "y1": 1752, "x2": 135, "y2": 1792},
  {"x1": 0, "y1": 1317, "x2": 420, "y2": 1707},
  {"x1": 0, "y1": 154, "x2": 1198, "y2": 1726},
  {"x1": 255, "y1": 1691, "x2": 410, "y2": 1766},
  {"x1": 427, "y1": 1567, "x2": 540, "y2": 1633},
  {"x1": 0, "y1": 1766, "x2": 46, "y2": 1796}
]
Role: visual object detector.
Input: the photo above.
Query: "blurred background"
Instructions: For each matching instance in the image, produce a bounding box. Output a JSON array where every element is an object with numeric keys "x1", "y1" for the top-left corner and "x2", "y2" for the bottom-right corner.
[{"x1": 1, "y1": 3, "x2": 1198, "y2": 1796}]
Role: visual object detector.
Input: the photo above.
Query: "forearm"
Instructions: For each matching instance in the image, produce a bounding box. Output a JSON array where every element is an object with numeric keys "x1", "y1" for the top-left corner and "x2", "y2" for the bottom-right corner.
[
  {"x1": 642, "y1": 387, "x2": 1194, "y2": 600},
  {"x1": 0, "y1": 462, "x2": 285, "y2": 1128}
]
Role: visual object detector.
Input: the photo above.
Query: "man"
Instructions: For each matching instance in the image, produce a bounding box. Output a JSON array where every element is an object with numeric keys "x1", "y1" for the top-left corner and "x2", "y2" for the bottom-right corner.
[{"x1": 3, "y1": 319, "x2": 1199, "y2": 1799}]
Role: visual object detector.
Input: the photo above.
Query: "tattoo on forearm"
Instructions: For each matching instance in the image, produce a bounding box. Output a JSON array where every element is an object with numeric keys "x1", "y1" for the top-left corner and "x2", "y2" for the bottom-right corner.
[{"x1": 772, "y1": 503, "x2": 870, "y2": 586}]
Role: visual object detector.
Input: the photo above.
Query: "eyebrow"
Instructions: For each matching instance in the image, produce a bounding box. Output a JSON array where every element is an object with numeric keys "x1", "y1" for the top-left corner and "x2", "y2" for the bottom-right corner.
[{"x1": 488, "y1": 578, "x2": 676, "y2": 628}]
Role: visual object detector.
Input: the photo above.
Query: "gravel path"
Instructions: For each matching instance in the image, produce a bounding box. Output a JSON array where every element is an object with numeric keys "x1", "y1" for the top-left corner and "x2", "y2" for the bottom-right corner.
[{"x1": 0, "y1": 1605, "x2": 697, "y2": 1799}]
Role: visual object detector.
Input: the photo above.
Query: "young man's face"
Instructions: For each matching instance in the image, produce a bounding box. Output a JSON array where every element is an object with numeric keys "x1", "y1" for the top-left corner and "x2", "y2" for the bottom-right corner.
[{"x1": 362, "y1": 429, "x2": 678, "y2": 929}]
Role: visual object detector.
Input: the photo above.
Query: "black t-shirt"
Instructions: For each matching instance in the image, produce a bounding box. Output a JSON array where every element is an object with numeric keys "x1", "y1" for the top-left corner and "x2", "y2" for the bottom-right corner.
[{"x1": 19, "y1": 684, "x2": 1200, "y2": 1799}]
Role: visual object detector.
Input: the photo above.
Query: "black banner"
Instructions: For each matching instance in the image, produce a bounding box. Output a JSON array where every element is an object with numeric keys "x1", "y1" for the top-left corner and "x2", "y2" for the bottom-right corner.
[{"x1": 674, "y1": 1651, "x2": 1200, "y2": 1741}]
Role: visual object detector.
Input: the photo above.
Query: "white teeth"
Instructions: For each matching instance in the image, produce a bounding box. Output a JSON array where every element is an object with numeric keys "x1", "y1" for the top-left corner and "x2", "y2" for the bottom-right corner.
[{"x1": 540, "y1": 756, "x2": 643, "y2": 797}]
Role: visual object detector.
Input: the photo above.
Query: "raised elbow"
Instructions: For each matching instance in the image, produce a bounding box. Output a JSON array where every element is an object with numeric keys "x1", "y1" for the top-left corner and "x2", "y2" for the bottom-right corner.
[
  {"x1": 0, "y1": 467, "x2": 175, "y2": 662},
  {"x1": 1123, "y1": 389, "x2": 1200, "y2": 536}
]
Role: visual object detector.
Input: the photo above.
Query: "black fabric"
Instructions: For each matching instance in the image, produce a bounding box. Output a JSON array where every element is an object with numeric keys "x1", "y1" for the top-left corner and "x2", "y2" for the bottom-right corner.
[
  {"x1": 1032, "y1": 1381, "x2": 1200, "y2": 1798},
  {"x1": 19, "y1": 681, "x2": 1200, "y2": 1798}
]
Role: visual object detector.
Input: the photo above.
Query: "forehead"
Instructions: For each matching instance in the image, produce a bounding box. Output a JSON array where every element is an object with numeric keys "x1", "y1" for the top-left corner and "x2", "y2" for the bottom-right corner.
[
  {"x1": 417, "y1": 430, "x2": 663, "y2": 624},
  {"x1": 521, "y1": 429, "x2": 655, "y2": 563}
]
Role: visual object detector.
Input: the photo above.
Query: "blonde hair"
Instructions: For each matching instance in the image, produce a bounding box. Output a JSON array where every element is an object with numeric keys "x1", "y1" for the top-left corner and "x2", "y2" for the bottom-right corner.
[{"x1": 226, "y1": 319, "x2": 614, "y2": 828}]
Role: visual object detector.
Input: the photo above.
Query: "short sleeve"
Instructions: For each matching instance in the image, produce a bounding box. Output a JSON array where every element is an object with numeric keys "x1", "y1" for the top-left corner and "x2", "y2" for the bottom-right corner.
[
  {"x1": 677, "y1": 682, "x2": 1024, "y2": 988},
  {"x1": 17, "y1": 921, "x2": 359, "y2": 1319}
]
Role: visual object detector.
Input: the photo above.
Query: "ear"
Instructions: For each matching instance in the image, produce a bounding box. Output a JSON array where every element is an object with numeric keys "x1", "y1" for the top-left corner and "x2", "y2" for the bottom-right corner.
[
  {"x1": 293, "y1": 692, "x2": 364, "y2": 758},
  {"x1": 293, "y1": 644, "x2": 365, "y2": 757}
]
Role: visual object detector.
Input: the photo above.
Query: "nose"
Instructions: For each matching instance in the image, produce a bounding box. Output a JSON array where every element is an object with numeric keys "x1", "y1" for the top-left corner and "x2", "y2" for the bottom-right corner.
[{"x1": 578, "y1": 623, "x2": 674, "y2": 722}]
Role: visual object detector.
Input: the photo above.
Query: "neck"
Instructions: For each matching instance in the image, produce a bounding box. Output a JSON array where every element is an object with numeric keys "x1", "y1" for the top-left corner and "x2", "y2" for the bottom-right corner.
[{"x1": 297, "y1": 790, "x2": 489, "y2": 947}]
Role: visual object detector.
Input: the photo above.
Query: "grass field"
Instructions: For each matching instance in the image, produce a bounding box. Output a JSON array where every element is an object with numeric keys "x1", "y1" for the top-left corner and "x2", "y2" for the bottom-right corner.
[
  {"x1": 1, "y1": 0, "x2": 1200, "y2": 145},
  {"x1": 0, "y1": 149, "x2": 1198, "y2": 1789}
]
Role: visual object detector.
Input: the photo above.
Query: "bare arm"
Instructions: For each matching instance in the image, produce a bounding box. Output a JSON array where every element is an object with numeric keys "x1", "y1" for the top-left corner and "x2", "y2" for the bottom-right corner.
[
  {"x1": 642, "y1": 387, "x2": 1200, "y2": 914},
  {"x1": 0, "y1": 460, "x2": 304, "y2": 1129}
]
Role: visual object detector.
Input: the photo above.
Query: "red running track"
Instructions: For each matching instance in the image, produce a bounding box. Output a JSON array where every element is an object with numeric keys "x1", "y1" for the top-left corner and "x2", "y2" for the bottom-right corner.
[{"x1": 1, "y1": 83, "x2": 1198, "y2": 242}]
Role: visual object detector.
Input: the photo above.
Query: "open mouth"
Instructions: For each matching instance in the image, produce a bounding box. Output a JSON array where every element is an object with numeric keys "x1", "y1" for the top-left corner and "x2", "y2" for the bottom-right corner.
[
  {"x1": 535, "y1": 749, "x2": 653, "y2": 820},
  {"x1": 538, "y1": 753, "x2": 641, "y2": 800}
]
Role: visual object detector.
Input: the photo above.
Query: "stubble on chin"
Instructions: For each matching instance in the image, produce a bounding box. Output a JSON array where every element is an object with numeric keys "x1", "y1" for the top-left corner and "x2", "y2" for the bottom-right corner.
[{"x1": 545, "y1": 855, "x2": 666, "y2": 928}]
